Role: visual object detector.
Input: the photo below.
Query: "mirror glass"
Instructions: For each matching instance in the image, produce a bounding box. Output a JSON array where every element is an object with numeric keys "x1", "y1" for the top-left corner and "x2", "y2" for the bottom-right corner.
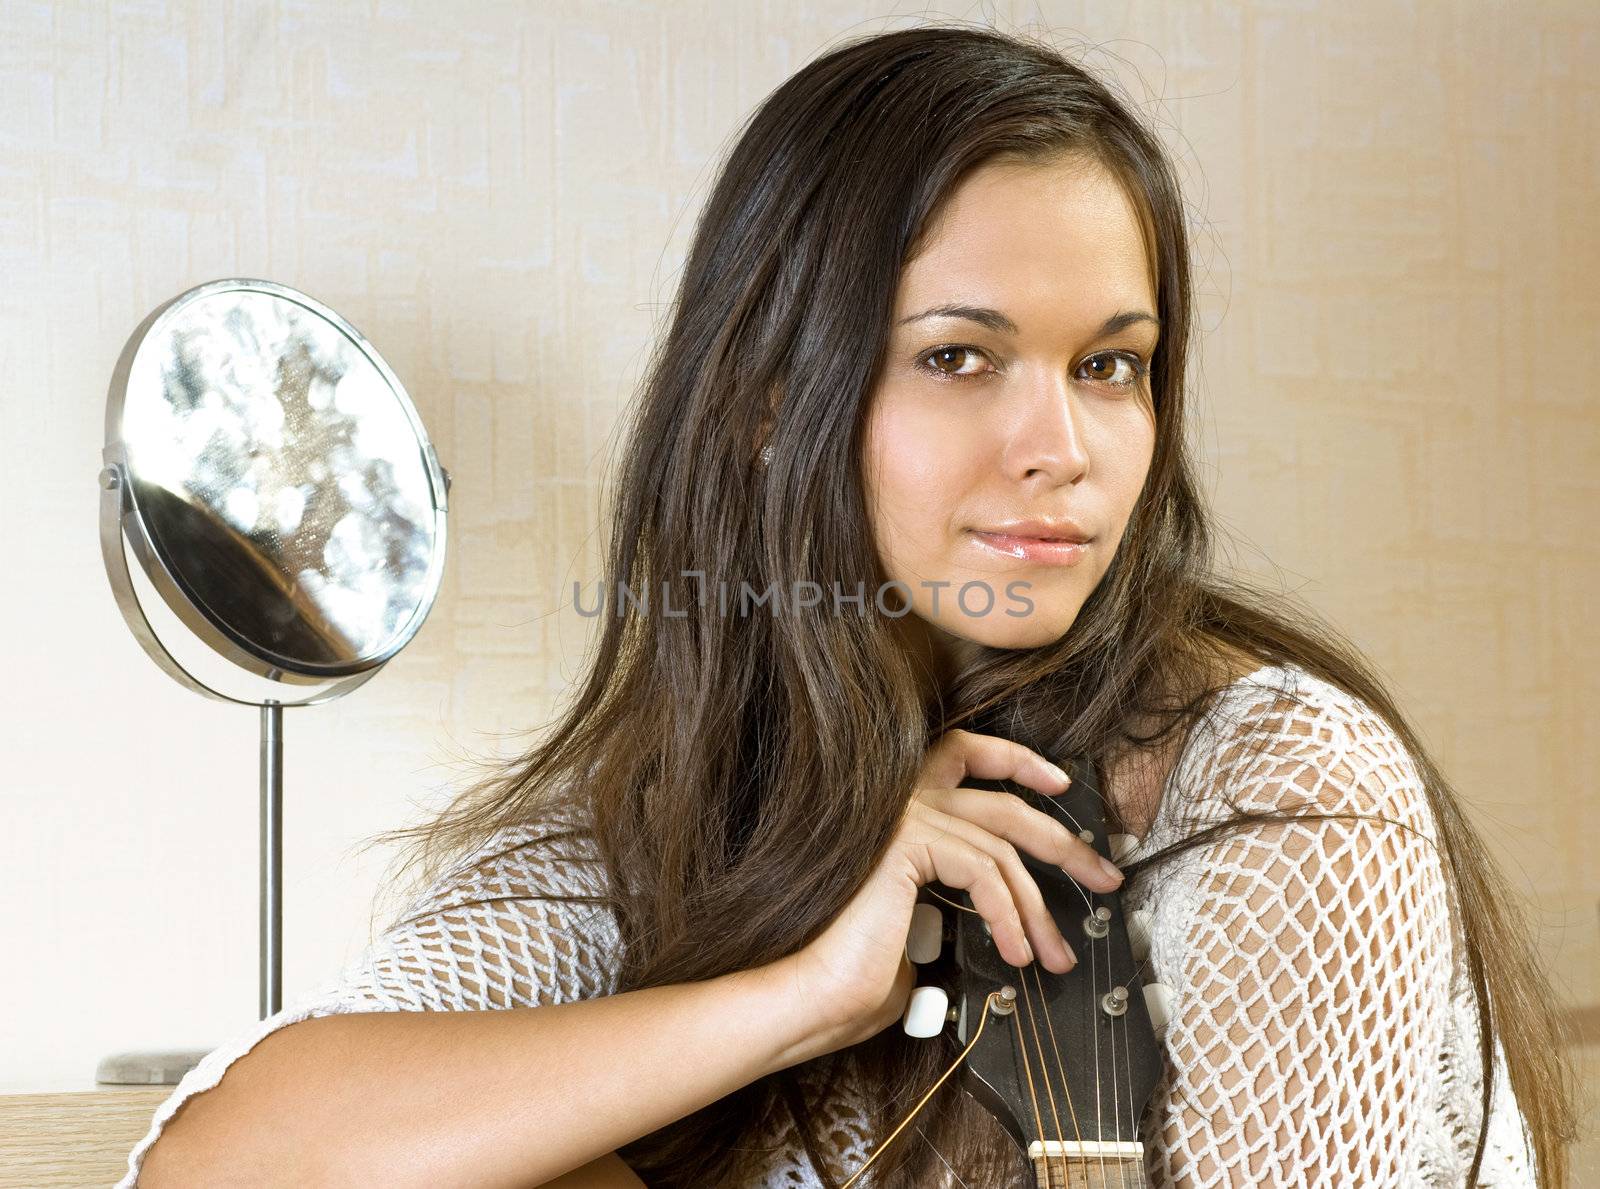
[{"x1": 119, "y1": 287, "x2": 439, "y2": 671}]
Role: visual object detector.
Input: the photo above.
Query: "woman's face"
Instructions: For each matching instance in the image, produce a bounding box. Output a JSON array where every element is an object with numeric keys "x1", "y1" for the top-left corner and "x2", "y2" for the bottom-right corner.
[{"x1": 861, "y1": 154, "x2": 1159, "y2": 677}]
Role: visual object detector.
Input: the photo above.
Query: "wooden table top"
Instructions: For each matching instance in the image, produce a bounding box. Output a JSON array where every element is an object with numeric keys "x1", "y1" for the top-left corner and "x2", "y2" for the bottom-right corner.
[{"x1": 0, "y1": 1086, "x2": 171, "y2": 1189}]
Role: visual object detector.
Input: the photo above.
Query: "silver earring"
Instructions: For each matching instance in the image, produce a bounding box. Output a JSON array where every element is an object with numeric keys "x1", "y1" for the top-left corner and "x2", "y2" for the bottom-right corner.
[{"x1": 758, "y1": 443, "x2": 774, "y2": 466}]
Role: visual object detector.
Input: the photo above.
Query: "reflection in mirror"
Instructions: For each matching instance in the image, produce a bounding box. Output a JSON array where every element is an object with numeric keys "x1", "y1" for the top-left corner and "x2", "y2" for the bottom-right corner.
[{"x1": 121, "y1": 289, "x2": 436, "y2": 667}]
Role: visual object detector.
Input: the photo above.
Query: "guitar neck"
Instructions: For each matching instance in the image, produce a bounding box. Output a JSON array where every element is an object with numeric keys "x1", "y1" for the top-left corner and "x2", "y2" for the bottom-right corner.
[{"x1": 1029, "y1": 1140, "x2": 1146, "y2": 1188}]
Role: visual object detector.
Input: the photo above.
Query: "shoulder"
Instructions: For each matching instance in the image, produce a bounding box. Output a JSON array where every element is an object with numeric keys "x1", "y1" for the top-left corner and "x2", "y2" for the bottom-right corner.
[
  {"x1": 1143, "y1": 662, "x2": 1456, "y2": 988},
  {"x1": 396, "y1": 799, "x2": 614, "y2": 926},
  {"x1": 1133, "y1": 665, "x2": 1466, "y2": 1183},
  {"x1": 1169, "y1": 660, "x2": 1435, "y2": 841},
  {"x1": 1150, "y1": 661, "x2": 1455, "y2": 984},
  {"x1": 355, "y1": 798, "x2": 624, "y2": 1009},
  {"x1": 1136, "y1": 660, "x2": 1454, "y2": 957}
]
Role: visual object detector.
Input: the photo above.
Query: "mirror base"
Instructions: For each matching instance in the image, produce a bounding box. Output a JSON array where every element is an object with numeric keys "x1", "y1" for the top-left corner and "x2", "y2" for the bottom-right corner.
[{"x1": 94, "y1": 1048, "x2": 211, "y2": 1086}]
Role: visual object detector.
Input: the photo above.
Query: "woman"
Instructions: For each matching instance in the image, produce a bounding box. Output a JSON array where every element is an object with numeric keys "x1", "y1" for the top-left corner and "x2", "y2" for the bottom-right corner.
[{"x1": 126, "y1": 22, "x2": 1577, "y2": 1189}]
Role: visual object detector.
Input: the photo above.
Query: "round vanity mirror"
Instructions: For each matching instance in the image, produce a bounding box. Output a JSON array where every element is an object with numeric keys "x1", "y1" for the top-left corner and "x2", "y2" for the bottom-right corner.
[
  {"x1": 96, "y1": 278, "x2": 451, "y2": 1083},
  {"x1": 99, "y1": 278, "x2": 450, "y2": 703}
]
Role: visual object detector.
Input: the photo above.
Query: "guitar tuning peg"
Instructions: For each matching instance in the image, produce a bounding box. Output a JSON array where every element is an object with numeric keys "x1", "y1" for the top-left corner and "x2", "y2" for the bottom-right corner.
[
  {"x1": 1108, "y1": 832, "x2": 1138, "y2": 865},
  {"x1": 1142, "y1": 981, "x2": 1174, "y2": 1035},
  {"x1": 1126, "y1": 907, "x2": 1153, "y2": 961},
  {"x1": 906, "y1": 901, "x2": 943, "y2": 964},
  {"x1": 902, "y1": 984, "x2": 950, "y2": 1038}
]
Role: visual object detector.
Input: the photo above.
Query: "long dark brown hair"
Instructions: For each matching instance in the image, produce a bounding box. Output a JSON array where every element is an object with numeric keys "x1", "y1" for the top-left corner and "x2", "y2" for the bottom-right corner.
[{"x1": 358, "y1": 21, "x2": 1577, "y2": 1187}]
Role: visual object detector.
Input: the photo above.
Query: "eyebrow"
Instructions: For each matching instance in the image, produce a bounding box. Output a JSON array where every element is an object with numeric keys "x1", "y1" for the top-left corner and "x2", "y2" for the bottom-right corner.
[{"x1": 896, "y1": 304, "x2": 1161, "y2": 337}]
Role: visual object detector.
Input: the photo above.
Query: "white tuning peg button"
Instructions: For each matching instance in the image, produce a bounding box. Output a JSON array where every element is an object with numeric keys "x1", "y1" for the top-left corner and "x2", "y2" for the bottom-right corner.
[
  {"x1": 1126, "y1": 908, "x2": 1153, "y2": 961},
  {"x1": 902, "y1": 984, "x2": 950, "y2": 1038},
  {"x1": 906, "y1": 901, "x2": 944, "y2": 964},
  {"x1": 1108, "y1": 833, "x2": 1138, "y2": 865},
  {"x1": 1142, "y1": 981, "x2": 1174, "y2": 1035}
]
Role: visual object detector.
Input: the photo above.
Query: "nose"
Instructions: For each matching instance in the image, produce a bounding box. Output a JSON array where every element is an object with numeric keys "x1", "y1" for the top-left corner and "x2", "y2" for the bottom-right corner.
[{"x1": 1006, "y1": 371, "x2": 1091, "y2": 484}]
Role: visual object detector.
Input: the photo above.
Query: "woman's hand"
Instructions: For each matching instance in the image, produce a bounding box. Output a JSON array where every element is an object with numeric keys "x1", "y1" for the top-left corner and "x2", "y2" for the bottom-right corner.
[{"x1": 776, "y1": 728, "x2": 1126, "y2": 1059}]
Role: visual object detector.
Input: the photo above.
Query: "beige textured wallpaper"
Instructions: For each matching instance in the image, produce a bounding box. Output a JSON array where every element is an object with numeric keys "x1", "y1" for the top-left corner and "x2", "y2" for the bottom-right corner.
[{"x1": 2, "y1": 0, "x2": 1595, "y2": 1172}]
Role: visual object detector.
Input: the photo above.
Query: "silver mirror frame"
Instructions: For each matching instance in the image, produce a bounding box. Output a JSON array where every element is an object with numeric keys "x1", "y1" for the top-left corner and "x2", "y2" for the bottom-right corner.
[{"x1": 97, "y1": 277, "x2": 451, "y2": 708}]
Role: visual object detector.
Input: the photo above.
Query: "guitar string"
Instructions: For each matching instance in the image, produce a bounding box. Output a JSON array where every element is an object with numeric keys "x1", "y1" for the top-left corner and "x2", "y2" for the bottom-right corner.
[
  {"x1": 1052, "y1": 797, "x2": 1137, "y2": 1189},
  {"x1": 1092, "y1": 925, "x2": 1108, "y2": 1186},
  {"x1": 1015, "y1": 804, "x2": 1110, "y2": 1189},
  {"x1": 883, "y1": 873, "x2": 1147, "y2": 1188},
  {"x1": 1089, "y1": 764, "x2": 1164, "y2": 1184},
  {"x1": 1122, "y1": 979, "x2": 1138, "y2": 1180},
  {"x1": 915, "y1": 1122, "x2": 972, "y2": 1189},
  {"x1": 1009, "y1": 918, "x2": 1153, "y2": 1189},
  {"x1": 1102, "y1": 915, "x2": 1134, "y2": 1189},
  {"x1": 838, "y1": 985, "x2": 1012, "y2": 1188},
  {"x1": 1011, "y1": 972, "x2": 1053, "y2": 1175},
  {"x1": 1018, "y1": 881, "x2": 1138, "y2": 1189},
  {"x1": 1099, "y1": 830, "x2": 1155, "y2": 1177},
  {"x1": 969, "y1": 763, "x2": 1127, "y2": 1184},
  {"x1": 1016, "y1": 961, "x2": 1076, "y2": 1185},
  {"x1": 848, "y1": 777, "x2": 1151, "y2": 1187},
  {"x1": 1104, "y1": 923, "x2": 1123, "y2": 1186},
  {"x1": 922, "y1": 880, "x2": 1093, "y2": 1188},
  {"x1": 1048, "y1": 802, "x2": 1108, "y2": 1188},
  {"x1": 1090, "y1": 870, "x2": 1156, "y2": 1189},
  {"x1": 1017, "y1": 972, "x2": 1068, "y2": 1177},
  {"x1": 1091, "y1": 847, "x2": 1157, "y2": 1186},
  {"x1": 1025, "y1": 957, "x2": 1091, "y2": 1188},
  {"x1": 1017, "y1": 771, "x2": 1155, "y2": 1186}
]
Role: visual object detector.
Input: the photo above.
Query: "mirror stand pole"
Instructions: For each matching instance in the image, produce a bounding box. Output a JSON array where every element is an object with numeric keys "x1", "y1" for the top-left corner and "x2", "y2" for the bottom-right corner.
[
  {"x1": 88, "y1": 700, "x2": 287, "y2": 1086},
  {"x1": 259, "y1": 701, "x2": 284, "y2": 1020}
]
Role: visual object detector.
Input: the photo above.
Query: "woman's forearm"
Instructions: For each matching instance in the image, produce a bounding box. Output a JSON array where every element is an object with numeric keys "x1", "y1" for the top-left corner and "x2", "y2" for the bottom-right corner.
[{"x1": 137, "y1": 959, "x2": 819, "y2": 1188}]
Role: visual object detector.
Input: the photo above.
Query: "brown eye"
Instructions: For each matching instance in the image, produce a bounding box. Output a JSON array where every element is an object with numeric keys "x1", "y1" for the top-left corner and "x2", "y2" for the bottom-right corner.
[
  {"x1": 918, "y1": 345, "x2": 992, "y2": 380},
  {"x1": 1081, "y1": 350, "x2": 1150, "y2": 390}
]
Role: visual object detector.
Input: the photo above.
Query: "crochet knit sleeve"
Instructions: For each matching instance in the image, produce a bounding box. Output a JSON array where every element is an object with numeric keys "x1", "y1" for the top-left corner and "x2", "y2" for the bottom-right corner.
[
  {"x1": 1132, "y1": 673, "x2": 1460, "y2": 1187},
  {"x1": 117, "y1": 806, "x2": 620, "y2": 1188}
]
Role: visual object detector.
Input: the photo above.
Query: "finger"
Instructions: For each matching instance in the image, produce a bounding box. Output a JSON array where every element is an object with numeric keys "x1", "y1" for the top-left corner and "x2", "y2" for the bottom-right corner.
[
  {"x1": 921, "y1": 728, "x2": 1073, "y2": 798},
  {"x1": 918, "y1": 786, "x2": 1123, "y2": 893},
  {"x1": 899, "y1": 816, "x2": 1036, "y2": 969},
  {"x1": 904, "y1": 803, "x2": 1076, "y2": 972}
]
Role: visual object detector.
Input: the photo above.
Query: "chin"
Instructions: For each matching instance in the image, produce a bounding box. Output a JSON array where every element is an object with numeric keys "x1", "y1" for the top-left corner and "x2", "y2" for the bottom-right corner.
[{"x1": 940, "y1": 612, "x2": 1081, "y2": 653}]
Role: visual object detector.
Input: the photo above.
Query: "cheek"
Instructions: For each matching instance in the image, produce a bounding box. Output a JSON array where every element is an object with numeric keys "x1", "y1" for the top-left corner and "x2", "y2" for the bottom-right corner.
[
  {"x1": 862, "y1": 395, "x2": 973, "y2": 559},
  {"x1": 1111, "y1": 411, "x2": 1157, "y2": 518}
]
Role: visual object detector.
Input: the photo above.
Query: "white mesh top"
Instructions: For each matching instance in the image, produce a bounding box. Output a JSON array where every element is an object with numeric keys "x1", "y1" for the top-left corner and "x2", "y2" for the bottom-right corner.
[{"x1": 119, "y1": 661, "x2": 1538, "y2": 1187}]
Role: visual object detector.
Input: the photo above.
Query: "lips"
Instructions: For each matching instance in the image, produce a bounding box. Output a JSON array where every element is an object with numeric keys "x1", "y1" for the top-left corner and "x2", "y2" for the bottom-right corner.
[
  {"x1": 972, "y1": 520, "x2": 1093, "y2": 544},
  {"x1": 968, "y1": 530, "x2": 1092, "y2": 566}
]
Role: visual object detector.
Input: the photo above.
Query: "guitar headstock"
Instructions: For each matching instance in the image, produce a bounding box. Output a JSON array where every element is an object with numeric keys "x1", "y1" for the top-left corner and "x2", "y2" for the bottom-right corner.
[{"x1": 901, "y1": 755, "x2": 1168, "y2": 1189}]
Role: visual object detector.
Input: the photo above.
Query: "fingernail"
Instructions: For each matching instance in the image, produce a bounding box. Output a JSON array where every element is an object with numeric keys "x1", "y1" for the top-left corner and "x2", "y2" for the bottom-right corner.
[
  {"x1": 1098, "y1": 856, "x2": 1124, "y2": 886},
  {"x1": 1045, "y1": 762, "x2": 1072, "y2": 787},
  {"x1": 1021, "y1": 938, "x2": 1034, "y2": 965}
]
